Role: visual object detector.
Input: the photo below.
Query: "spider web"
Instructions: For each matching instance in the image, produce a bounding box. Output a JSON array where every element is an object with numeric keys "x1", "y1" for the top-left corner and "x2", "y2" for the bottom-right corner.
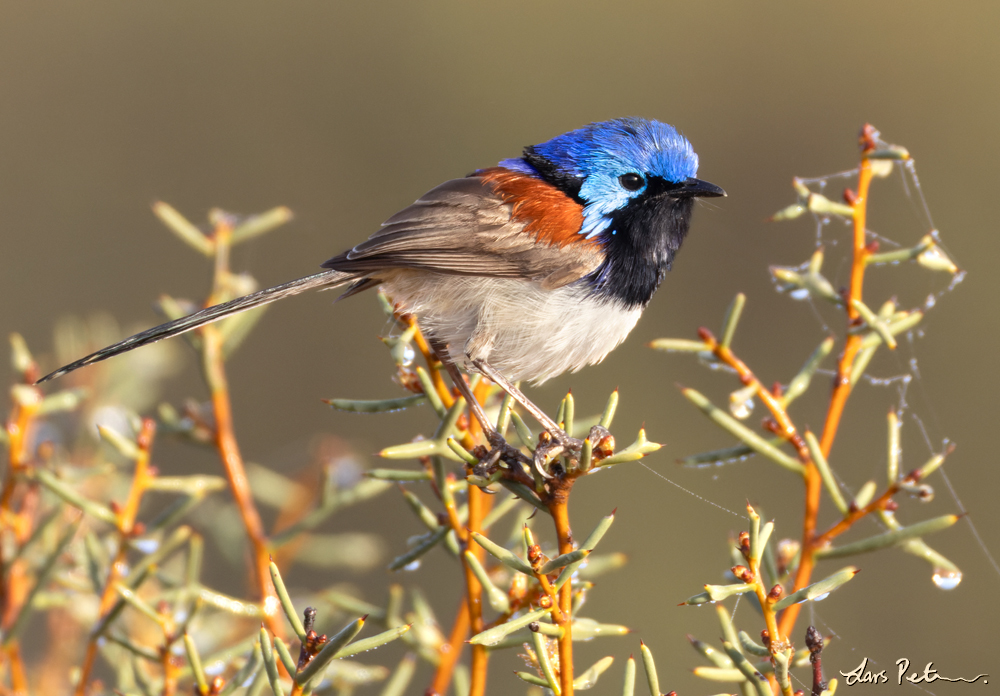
[{"x1": 640, "y1": 133, "x2": 996, "y2": 694}]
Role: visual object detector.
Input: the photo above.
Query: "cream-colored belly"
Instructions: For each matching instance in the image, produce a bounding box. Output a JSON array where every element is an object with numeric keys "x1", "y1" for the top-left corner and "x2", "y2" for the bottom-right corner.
[{"x1": 380, "y1": 271, "x2": 642, "y2": 384}]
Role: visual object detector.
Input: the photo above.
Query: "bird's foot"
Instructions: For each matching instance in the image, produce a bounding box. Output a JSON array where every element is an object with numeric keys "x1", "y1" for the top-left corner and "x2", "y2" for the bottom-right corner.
[
  {"x1": 534, "y1": 425, "x2": 613, "y2": 474},
  {"x1": 539, "y1": 424, "x2": 615, "y2": 454},
  {"x1": 483, "y1": 429, "x2": 530, "y2": 466}
]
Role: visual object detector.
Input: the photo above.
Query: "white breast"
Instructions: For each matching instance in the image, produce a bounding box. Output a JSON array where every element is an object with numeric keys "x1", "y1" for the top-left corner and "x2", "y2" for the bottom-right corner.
[{"x1": 380, "y1": 271, "x2": 643, "y2": 384}]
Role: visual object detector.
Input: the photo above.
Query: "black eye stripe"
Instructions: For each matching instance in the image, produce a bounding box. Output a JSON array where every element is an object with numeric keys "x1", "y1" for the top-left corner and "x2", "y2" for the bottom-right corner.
[{"x1": 619, "y1": 173, "x2": 645, "y2": 191}]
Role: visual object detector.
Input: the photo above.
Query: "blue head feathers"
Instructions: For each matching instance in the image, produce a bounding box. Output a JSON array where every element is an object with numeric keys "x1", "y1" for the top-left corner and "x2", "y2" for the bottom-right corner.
[{"x1": 500, "y1": 117, "x2": 700, "y2": 238}]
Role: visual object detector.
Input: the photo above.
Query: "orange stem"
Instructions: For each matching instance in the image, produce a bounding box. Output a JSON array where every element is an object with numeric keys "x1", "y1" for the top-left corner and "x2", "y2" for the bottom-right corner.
[
  {"x1": 0, "y1": 390, "x2": 37, "y2": 650},
  {"x1": 406, "y1": 316, "x2": 454, "y2": 409},
  {"x1": 779, "y1": 131, "x2": 876, "y2": 639},
  {"x1": 465, "y1": 485, "x2": 491, "y2": 696},
  {"x1": 549, "y1": 496, "x2": 575, "y2": 696},
  {"x1": 429, "y1": 599, "x2": 471, "y2": 696},
  {"x1": 201, "y1": 325, "x2": 279, "y2": 633},
  {"x1": 76, "y1": 419, "x2": 156, "y2": 696},
  {"x1": 4, "y1": 645, "x2": 26, "y2": 696},
  {"x1": 200, "y1": 218, "x2": 280, "y2": 634}
]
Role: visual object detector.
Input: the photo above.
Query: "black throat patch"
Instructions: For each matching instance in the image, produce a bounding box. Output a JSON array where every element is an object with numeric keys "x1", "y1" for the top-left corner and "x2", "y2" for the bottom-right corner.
[{"x1": 585, "y1": 189, "x2": 695, "y2": 309}]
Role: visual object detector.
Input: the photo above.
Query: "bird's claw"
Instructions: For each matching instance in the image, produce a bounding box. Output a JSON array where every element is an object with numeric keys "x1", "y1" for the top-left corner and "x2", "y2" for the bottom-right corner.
[
  {"x1": 482, "y1": 430, "x2": 529, "y2": 467},
  {"x1": 539, "y1": 427, "x2": 582, "y2": 452}
]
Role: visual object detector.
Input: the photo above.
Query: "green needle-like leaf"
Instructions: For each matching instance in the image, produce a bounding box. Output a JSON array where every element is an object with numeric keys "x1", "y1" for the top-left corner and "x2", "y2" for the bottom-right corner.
[
  {"x1": 379, "y1": 439, "x2": 445, "y2": 460},
  {"x1": 388, "y1": 526, "x2": 448, "y2": 571},
  {"x1": 593, "y1": 429, "x2": 661, "y2": 468},
  {"x1": 32, "y1": 470, "x2": 118, "y2": 525},
  {"x1": 688, "y1": 635, "x2": 733, "y2": 668},
  {"x1": 378, "y1": 653, "x2": 416, "y2": 696},
  {"x1": 815, "y1": 515, "x2": 959, "y2": 559},
  {"x1": 804, "y1": 430, "x2": 848, "y2": 514},
  {"x1": 469, "y1": 608, "x2": 548, "y2": 645},
  {"x1": 682, "y1": 388, "x2": 805, "y2": 475},
  {"x1": 470, "y1": 531, "x2": 533, "y2": 575},
  {"x1": 153, "y1": 202, "x2": 213, "y2": 256},
  {"x1": 463, "y1": 551, "x2": 510, "y2": 613},
  {"x1": 623, "y1": 655, "x2": 636, "y2": 696},
  {"x1": 414, "y1": 366, "x2": 447, "y2": 418},
  {"x1": 366, "y1": 469, "x2": 431, "y2": 481},
  {"x1": 334, "y1": 624, "x2": 412, "y2": 659},
  {"x1": 273, "y1": 636, "x2": 296, "y2": 676},
  {"x1": 258, "y1": 628, "x2": 284, "y2": 696},
  {"x1": 3, "y1": 518, "x2": 80, "y2": 645},
  {"x1": 722, "y1": 640, "x2": 770, "y2": 696},
  {"x1": 532, "y1": 629, "x2": 561, "y2": 694},
  {"x1": 648, "y1": 338, "x2": 712, "y2": 352},
  {"x1": 738, "y1": 630, "x2": 769, "y2": 657},
  {"x1": 720, "y1": 293, "x2": 746, "y2": 349},
  {"x1": 782, "y1": 336, "x2": 835, "y2": 406},
  {"x1": 295, "y1": 616, "x2": 366, "y2": 686},
  {"x1": 446, "y1": 436, "x2": 478, "y2": 464},
  {"x1": 600, "y1": 389, "x2": 620, "y2": 428},
  {"x1": 510, "y1": 411, "x2": 536, "y2": 449},
  {"x1": 324, "y1": 395, "x2": 428, "y2": 413},
  {"x1": 515, "y1": 671, "x2": 550, "y2": 687},
  {"x1": 540, "y1": 549, "x2": 589, "y2": 576},
  {"x1": 574, "y1": 655, "x2": 614, "y2": 690},
  {"x1": 231, "y1": 206, "x2": 294, "y2": 245},
  {"x1": 683, "y1": 582, "x2": 755, "y2": 605},
  {"x1": 184, "y1": 634, "x2": 209, "y2": 694},
  {"x1": 639, "y1": 641, "x2": 659, "y2": 696},
  {"x1": 773, "y1": 566, "x2": 860, "y2": 610},
  {"x1": 268, "y1": 562, "x2": 305, "y2": 641}
]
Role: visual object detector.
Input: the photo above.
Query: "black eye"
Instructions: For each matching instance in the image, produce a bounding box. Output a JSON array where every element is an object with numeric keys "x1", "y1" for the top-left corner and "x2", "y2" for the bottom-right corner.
[{"x1": 618, "y1": 173, "x2": 645, "y2": 191}]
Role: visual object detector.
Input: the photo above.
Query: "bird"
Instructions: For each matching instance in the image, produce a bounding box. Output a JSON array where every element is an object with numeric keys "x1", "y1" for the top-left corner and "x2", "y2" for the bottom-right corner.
[{"x1": 39, "y1": 117, "x2": 724, "y2": 447}]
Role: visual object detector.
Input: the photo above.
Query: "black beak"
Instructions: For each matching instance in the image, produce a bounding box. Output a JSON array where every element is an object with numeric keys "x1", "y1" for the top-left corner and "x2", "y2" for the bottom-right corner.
[{"x1": 674, "y1": 177, "x2": 727, "y2": 198}]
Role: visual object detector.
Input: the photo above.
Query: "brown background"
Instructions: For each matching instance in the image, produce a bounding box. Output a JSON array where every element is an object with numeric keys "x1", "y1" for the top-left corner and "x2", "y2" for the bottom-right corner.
[{"x1": 2, "y1": 2, "x2": 997, "y2": 693}]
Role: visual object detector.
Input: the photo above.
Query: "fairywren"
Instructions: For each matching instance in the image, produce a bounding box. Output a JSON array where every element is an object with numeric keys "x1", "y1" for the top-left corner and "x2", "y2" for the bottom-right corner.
[{"x1": 40, "y1": 117, "x2": 724, "y2": 445}]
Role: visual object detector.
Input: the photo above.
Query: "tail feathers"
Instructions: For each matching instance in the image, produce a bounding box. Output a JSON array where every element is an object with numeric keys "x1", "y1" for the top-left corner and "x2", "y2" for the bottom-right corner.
[{"x1": 38, "y1": 270, "x2": 357, "y2": 383}]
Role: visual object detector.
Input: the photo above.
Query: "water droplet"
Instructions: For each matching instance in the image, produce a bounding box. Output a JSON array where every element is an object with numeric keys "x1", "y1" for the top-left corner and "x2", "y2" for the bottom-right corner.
[
  {"x1": 132, "y1": 539, "x2": 160, "y2": 554},
  {"x1": 403, "y1": 560, "x2": 421, "y2": 572},
  {"x1": 401, "y1": 344, "x2": 416, "y2": 367},
  {"x1": 932, "y1": 569, "x2": 962, "y2": 590},
  {"x1": 729, "y1": 397, "x2": 754, "y2": 420},
  {"x1": 729, "y1": 386, "x2": 756, "y2": 420},
  {"x1": 790, "y1": 288, "x2": 810, "y2": 301},
  {"x1": 924, "y1": 294, "x2": 936, "y2": 309},
  {"x1": 813, "y1": 592, "x2": 830, "y2": 602},
  {"x1": 204, "y1": 660, "x2": 225, "y2": 676},
  {"x1": 917, "y1": 246, "x2": 958, "y2": 273}
]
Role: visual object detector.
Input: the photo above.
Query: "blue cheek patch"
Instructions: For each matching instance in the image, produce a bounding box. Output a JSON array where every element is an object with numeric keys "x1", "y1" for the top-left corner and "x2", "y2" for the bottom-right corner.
[{"x1": 578, "y1": 174, "x2": 645, "y2": 239}]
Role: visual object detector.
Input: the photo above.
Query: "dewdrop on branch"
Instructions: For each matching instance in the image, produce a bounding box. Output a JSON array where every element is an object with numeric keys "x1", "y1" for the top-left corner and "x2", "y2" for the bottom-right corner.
[
  {"x1": 729, "y1": 384, "x2": 756, "y2": 420},
  {"x1": 916, "y1": 239, "x2": 959, "y2": 274}
]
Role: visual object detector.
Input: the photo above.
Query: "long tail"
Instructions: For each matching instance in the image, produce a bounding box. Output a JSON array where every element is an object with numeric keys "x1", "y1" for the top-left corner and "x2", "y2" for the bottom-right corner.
[{"x1": 38, "y1": 270, "x2": 357, "y2": 383}]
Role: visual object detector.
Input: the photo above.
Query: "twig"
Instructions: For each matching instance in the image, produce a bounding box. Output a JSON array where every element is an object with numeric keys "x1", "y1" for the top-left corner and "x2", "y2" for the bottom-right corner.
[
  {"x1": 75, "y1": 418, "x2": 156, "y2": 696},
  {"x1": 429, "y1": 599, "x2": 470, "y2": 695},
  {"x1": 200, "y1": 218, "x2": 280, "y2": 635},
  {"x1": 549, "y1": 491, "x2": 575, "y2": 696},
  {"x1": 780, "y1": 125, "x2": 878, "y2": 638}
]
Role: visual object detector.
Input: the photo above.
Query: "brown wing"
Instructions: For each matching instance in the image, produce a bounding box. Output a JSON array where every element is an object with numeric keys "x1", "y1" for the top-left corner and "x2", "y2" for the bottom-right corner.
[{"x1": 321, "y1": 174, "x2": 602, "y2": 290}]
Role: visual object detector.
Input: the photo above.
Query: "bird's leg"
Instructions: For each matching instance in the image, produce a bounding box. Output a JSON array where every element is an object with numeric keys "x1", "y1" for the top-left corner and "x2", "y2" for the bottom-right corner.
[
  {"x1": 471, "y1": 359, "x2": 582, "y2": 451},
  {"x1": 429, "y1": 341, "x2": 516, "y2": 449},
  {"x1": 441, "y1": 360, "x2": 502, "y2": 446}
]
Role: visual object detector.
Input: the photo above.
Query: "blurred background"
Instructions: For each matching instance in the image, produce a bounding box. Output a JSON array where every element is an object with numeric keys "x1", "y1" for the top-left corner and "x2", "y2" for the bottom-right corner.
[{"x1": 2, "y1": 1, "x2": 997, "y2": 693}]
